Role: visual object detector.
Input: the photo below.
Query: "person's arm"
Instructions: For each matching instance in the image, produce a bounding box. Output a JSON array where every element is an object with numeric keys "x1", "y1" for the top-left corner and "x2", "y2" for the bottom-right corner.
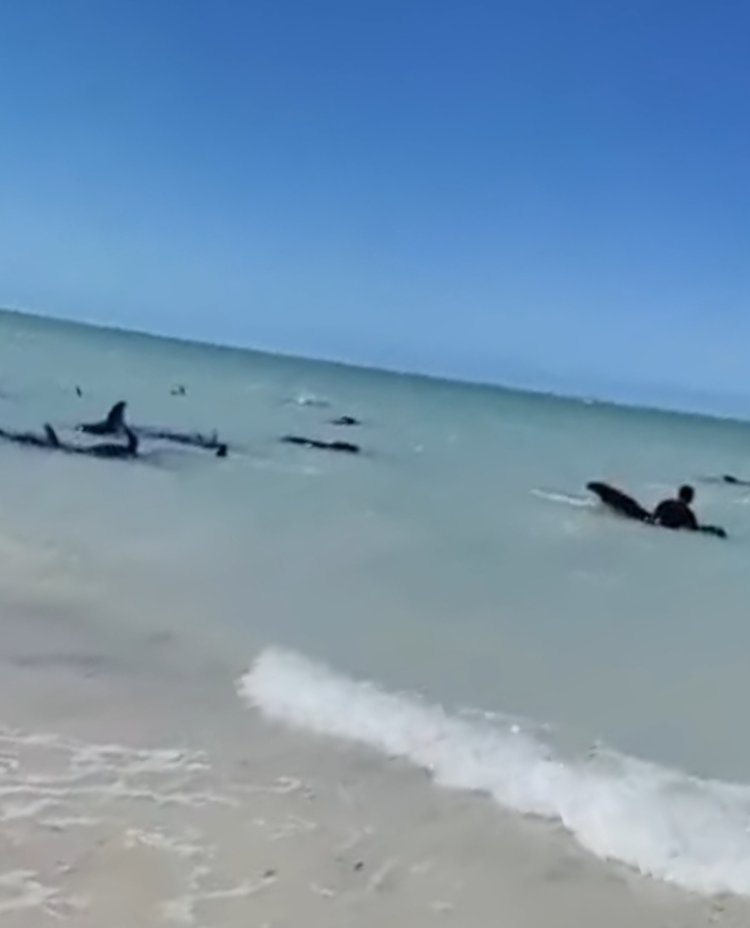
[
  {"x1": 700, "y1": 524, "x2": 727, "y2": 539},
  {"x1": 685, "y1": 507, "x2": 699, "y2": 530}
]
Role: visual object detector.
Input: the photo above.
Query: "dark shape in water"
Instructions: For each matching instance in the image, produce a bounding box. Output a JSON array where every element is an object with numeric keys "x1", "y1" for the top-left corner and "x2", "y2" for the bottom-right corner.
[
  {"x1": 0, "y1": 424, "x2": 58, "y2": 449},
  {"x1": 75, "y1": 385, "x2": 83, "y2": 397},
  {"x1": 586, "y1": 481, "x2": 651, "y2": 522},
  {"x1": 0, "y1": 421, "x2": 137, "y2": 461},
  {"x1": 171, "y1": 385, "x2": 187, "y2": 396},
  {"x1": 77, "y1": 402, "x2": 227, "y2": 456},
  {"x1": 331, "y1": 416, "x2": 360, "y2": 427},
  {"x1": 722, "y1": 474, "x2": 750, "y2": 486},
  {"x1": 78, "y1": 401, "x2": 127, "y2": 436},
  {"x1": 87, "y1": 427, "x2": 139, "y2": 459},
  {"x1": 137, "y1": 425, "x2": 228, "y2": 457},
  {"x1": 48, "y1": 424, "x2": 139, "y2": 459},
  {"x1": 586, "y1": 481, "x2": 727, "y2": 539},
  {"x1": 700, "y1": 525, "x2": 728, "y2": 539},
  {"x1": 281, "y1": 435, "x2": 360, "y2": 455}
]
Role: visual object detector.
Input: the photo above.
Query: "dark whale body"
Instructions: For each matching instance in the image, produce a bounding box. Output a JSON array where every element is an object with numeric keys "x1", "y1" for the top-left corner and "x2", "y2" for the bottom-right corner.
[
  {"x1": 586, "y1": 481, "x2": 651, "y2": 522},
  {"x1": 48, "y1": 425, "x2": 139, "y2": 459},
  {"x1": 78, "y1": 402, "x2": 227, "y2": 457},
  {"x1": 137, "y1": 426, "x2": 228, "y2": 457},
  {"x1": 281, "y1": 435, "x2": 360, "y2": 455},
  {"x1": 0, "y1": 421, "x2": 138, "y2": 460},
  {"x1": 587, "y1": 481, "x2": 727, "y2": 539},
  {"x1": 0, "y1": 425, "x2": 57, "y2": 449}
]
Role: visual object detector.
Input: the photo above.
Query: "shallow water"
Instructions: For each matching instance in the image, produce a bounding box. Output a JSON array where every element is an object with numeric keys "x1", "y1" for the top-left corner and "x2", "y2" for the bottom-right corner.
[{"x1": 2, "y1": 308, "x2": 750, "y2": 902}]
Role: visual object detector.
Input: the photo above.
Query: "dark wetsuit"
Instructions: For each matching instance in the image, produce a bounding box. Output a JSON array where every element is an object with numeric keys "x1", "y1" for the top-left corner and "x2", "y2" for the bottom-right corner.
[
  {"x1": 588, "y1": 481, "x2": 726, "y2": 538},
  {"x1": 652, "y1": 498, "x2": 698, "y2": 531}
]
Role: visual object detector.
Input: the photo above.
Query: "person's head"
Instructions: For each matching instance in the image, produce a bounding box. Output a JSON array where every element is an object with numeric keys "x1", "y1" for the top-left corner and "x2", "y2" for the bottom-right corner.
[{"x1": 679, "y1": 484, "x2": 695, "y2": 504}]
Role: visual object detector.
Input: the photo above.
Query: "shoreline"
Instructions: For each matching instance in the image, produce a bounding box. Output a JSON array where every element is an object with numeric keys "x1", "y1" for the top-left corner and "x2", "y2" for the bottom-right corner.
[
  {"x1": 0, "y1": 640, "x2": 747, "y2": 927},
  {"x1": 0, "y1": 695, "x2": 746, "y2": 926}
]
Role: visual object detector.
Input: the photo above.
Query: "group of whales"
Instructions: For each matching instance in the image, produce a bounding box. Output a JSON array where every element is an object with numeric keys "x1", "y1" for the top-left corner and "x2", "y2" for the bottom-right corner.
[
  {"x1": 0, "y1": 420, "x2": 139, "y2": 459},
  {"x1": 0, "y1": 399, "x2": 364, "y2": 462},
  {"x1": 78, "y1": 401, "x2": 229, "y2": 457},
  {"x1": 0, "y1": 401, "x2": 225, "y2": 461},
  {"x1": 82, "y1": 401, "x2": 364, "y2": 455},
  {"x1": 1, "y1": 392, "x2": 741, "y2": 542}
]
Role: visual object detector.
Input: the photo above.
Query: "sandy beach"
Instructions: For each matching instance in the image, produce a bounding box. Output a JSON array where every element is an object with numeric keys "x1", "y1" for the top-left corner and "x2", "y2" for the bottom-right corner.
[{"x1": 0, "y1": 628, "x2": 746, "y2": 928}]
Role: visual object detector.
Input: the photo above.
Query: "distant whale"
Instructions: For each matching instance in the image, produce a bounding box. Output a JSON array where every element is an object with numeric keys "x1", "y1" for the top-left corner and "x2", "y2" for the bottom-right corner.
[
  {"x1": 281, "y1": 435, "x2": 361, "y2": 455},
  {"x1": 0, "y1": 421, "x2": 138, "y2": 460},
  {"x1": 698, "y1": 474, "x2": 750, "y2": 488},
  {"x1": 136, "y1": 425, "x2": 228, "y2": 458},
  {"x1": 78, "y1": 402, "x2": 228, "y2": 457},
  {"x1": 84, "y1": 427, "x2": 139, "y2": 459},
  {"x1": 0, "y1": 424, "x2": 58, "y2": 449},
  {"x1": 718, "y1": 474, "x2": 750, "y2": 487}
]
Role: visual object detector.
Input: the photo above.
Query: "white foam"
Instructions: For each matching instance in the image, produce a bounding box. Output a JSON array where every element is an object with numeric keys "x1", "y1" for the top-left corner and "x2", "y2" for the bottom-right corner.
[
  {"x1": 531, "y1": 488, "x2": 595, "y2": 508},
  {"x1": 288, "y1": 391, "x2": 330, "y2": 409},
  {"x1": 239, "y1": 648, "x2": 750, "y2": 897}
]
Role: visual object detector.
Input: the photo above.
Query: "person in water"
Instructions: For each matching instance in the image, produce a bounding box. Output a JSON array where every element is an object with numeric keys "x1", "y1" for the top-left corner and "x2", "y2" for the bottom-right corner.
[
  {"x1": 652, "y1": 484, "x2": 699, "y2": 531},
  {"x1": 587, "y1": 481, "x2": 727, "y2": 539}
]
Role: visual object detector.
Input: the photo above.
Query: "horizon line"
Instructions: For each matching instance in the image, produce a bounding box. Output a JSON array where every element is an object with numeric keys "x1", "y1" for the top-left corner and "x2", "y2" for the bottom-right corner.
[{"x1": 1, "y1": 303, "x2": 748, "y2": 429}]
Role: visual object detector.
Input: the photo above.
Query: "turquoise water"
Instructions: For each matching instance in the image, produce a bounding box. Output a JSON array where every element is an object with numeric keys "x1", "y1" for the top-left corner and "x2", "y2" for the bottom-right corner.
[{"x1": 2, "y1": 308, "x2": 750, "y2": 894}]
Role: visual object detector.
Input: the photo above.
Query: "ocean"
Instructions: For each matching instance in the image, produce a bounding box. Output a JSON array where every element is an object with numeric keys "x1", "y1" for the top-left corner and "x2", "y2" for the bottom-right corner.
[{"x1": 1, "y1": 308, "x2": 749, "y2": 924}]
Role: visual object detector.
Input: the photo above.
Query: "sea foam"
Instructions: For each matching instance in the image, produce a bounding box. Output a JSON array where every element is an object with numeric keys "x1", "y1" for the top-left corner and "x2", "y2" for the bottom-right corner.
[{"x1": 239, "y1": 647, "x2": 750, "y2": 897}]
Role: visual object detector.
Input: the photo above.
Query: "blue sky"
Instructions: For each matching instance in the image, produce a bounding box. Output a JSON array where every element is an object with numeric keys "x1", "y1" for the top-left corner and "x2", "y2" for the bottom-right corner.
[{"x1": 0, "y1": 1, "x2": 748, "y2": 406}]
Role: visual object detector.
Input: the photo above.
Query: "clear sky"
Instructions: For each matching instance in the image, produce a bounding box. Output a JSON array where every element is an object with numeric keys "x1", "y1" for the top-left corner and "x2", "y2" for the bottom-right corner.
[{"x1": 0, "y1": 1, "x2": 748, "y2": 407}]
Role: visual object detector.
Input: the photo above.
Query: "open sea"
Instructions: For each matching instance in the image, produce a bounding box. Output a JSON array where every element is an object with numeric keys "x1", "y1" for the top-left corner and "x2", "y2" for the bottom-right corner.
[{"x1": 1, "y1": 307, "x2": 750, "y2": 923}]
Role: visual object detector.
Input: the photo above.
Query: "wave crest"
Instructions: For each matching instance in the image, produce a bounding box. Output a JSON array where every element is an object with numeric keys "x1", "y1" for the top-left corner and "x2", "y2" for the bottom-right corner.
[{"x1": 239, "y1": 647, "x2": 750, "y2": 897}]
